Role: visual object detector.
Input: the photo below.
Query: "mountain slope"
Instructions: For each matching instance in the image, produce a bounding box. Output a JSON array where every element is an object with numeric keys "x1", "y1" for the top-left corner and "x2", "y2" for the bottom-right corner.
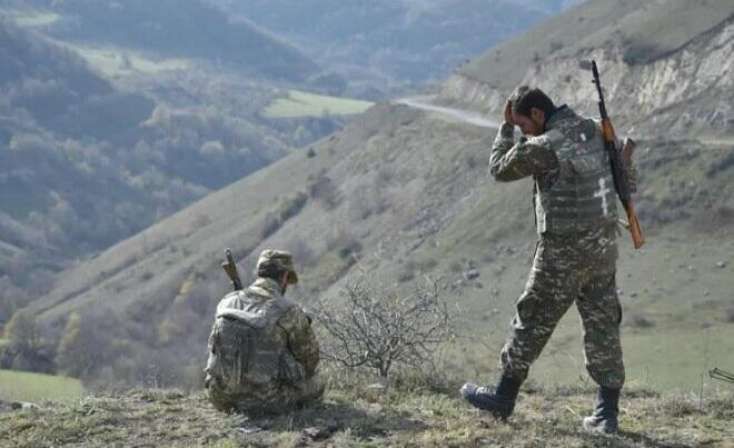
[
  {"x1": 24, "y1": 103, "x2": 734, "y2": 391},
  {"x1": 209, "y1": 0, "x2": 569, "y2": 96},
  {"x1": 0, "y1": 20, "x2": 298, "y2": 324},
  {"x1": 440, "y1": 0, "x2": 734, "y2": 138},
  {"x1": 16, "y1": 0, "x2": 734, "y2": 392},
  {"x1": 6, "y1": 0, "x2": 321, "y2": 83}
]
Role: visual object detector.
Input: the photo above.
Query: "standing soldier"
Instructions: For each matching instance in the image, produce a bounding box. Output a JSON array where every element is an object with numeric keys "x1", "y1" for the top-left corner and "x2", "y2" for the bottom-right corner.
[
  {"x1": 461, "y1": 86, "x2": 626, "y2": 434},
  {"x1": 205, "y1": 249, "x2": 323, "y2": 414}
]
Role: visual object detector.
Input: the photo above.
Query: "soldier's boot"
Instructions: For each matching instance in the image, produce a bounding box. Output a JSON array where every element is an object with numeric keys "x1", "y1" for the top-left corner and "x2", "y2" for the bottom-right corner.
[
  {"x1": 460, "y1": 375, "x2": 522, "y2": 420},
  {"x1": 582, "y1": 386, "x2": 620, "y2": 434}
]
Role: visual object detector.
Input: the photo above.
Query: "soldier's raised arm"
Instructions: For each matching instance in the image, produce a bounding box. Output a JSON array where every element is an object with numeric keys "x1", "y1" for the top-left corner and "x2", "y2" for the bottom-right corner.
[
  {"x1": 489, "y1": 100, "x2": 559, "y2": 182},
  {"x1": 489, "y1": 127, "x2": 560, "y2": 182}
]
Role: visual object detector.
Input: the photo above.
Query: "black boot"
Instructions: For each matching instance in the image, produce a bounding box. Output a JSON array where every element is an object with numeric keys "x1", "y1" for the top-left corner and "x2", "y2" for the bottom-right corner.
[
  {"x1": 460, "y1": 375, "x2": 522, "y2": 420},
  {"x1": 583, "y1": 386, "x2": 620, "y2": 434}
]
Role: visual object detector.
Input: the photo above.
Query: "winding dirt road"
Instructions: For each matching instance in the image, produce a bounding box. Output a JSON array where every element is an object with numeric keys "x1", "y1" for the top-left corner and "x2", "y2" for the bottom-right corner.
[{"x1": 395, "y1": 96, "x2": 499, "y2": 129}]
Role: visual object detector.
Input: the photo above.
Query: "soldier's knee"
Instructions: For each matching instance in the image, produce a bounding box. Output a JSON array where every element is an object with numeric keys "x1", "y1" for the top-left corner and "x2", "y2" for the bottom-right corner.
[{"x1": 593, "y1": 370, "x2": 625, "y2": 389}]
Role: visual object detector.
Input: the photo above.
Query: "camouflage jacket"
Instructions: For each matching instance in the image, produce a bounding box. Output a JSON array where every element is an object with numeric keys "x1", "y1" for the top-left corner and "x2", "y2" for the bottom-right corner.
[
  {"x1": 205, "y1": 277, "x2": 319, "y2": 396},
  {"x1": 489, "y1": 105, "x2": 621, "y2": 237}
]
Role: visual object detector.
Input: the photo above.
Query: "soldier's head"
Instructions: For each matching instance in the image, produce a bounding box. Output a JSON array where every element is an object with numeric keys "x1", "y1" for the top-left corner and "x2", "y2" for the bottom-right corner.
[
  {"x1": 256, "y1": 249, "x2": 298, "y2": 294},
  {"x1": 510, "y1": 86, "x2": 556, "y2": 136}
]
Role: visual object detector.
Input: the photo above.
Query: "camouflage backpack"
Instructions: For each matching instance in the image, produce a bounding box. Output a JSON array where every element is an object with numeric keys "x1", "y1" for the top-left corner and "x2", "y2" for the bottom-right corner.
[{"x1": 205, "y1": 288, "x2": 306, "y2": 407}]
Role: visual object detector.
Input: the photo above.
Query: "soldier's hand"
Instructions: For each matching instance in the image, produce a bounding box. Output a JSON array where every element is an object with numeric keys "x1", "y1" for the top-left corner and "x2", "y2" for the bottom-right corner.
[{"x1": 504, "y1": 100, "x2": 515, "y2": 126}]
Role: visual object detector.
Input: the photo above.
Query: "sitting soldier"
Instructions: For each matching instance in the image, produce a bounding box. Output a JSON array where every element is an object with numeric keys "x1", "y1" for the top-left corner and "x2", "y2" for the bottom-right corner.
[{"x1": 204, "y1": 249, "x2": 323, "y2": 414}]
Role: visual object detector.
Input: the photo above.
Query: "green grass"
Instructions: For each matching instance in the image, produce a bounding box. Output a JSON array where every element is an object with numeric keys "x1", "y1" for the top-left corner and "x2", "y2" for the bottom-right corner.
[
  {"x1": 263, "y1": 90, "x2": 374, "y2": 118},
  {"x1": 0, "y1": 370, "x2": 84, "y2": 403},
  {"x1": 2, "y1": 9, "x2": 60, "y2": 27},
  {"x1": 59, "y1": 43, "x2": 192, "y2": 78}
]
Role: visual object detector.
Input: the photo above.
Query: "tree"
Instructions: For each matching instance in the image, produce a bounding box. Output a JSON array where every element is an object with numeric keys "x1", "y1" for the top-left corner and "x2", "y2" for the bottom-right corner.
[
  {"x1": 2, "y1": 309, "x2": 53, "y2": 372},
  {"x1": 315, "y1": 276, "x2": 453, "y2": 378},
  {"x1": 56, "y1": 310, "x2": 129, "y2": 380},
  {"x1": 4, "y1": 310, "x2": 40, "y2": 355},
  {"x1": 55, "y1": 312, "x2": 92, "y2": 378}
]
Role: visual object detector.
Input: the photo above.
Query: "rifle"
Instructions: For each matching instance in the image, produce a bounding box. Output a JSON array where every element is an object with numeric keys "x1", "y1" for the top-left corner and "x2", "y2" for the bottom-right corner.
[
  {"x1": 221, "y1": 248, "x2": 243, "y2": 291},
  {"x1": 591, "y1": 60, "x2": 645, "y2": 249},
  {"x1": 710, "y1": 367, "x2": 734, "y2": 384}
]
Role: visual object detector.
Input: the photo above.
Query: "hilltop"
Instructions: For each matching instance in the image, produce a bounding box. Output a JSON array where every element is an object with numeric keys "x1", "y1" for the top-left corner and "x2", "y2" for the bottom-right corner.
[
  {"x1": 1, "y1": 384, "x2": 732, "y2": 447},
  {"x1": 8, "y1": 0, "x2": 734, "y2": 398}
]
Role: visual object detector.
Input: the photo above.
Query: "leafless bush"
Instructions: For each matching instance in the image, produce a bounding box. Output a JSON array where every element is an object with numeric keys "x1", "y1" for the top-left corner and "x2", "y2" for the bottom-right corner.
[
  {"x1": 315, "y1": 277, "x2": 454, "y2": 378},
  {"x1": 308, "y1": 175, "x2": 340, "y2": 209},
  {"x1": 261, "y1": 191, "x2": 309, "y2": 238}
]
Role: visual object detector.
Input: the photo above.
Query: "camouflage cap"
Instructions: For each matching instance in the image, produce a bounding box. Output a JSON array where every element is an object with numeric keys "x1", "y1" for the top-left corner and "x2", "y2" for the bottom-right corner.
[{"x1": 256, "y1": 249, "x2": 298, "y2": 284}]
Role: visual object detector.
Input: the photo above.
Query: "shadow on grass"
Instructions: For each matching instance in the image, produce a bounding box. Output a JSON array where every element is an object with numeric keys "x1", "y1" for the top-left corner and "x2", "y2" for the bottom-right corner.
[
  {"x1": 554, "y1": 427, "x2": 697, "y2": 448},
  {"x1": 617, "y1": 430, "x2": 697, "y2": 448},
  {"x1": 237, "y1": 398, "x2": 427, "y2": 440}
]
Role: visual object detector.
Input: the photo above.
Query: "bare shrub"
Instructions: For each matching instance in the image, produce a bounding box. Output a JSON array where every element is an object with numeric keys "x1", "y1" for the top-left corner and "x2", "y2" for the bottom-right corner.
[
  {"x1": 397, "y1": 261, "x2": 416, "y2": 283},
  {"x1": 261, "y1": 191, "x2": 309, "y2": 238},
  {"x1": 279, "y1": 191, "x2": 309, "y2": 221},
  {"x1": 308, "y1": 175, "x2": 340, "y2": 209},
  {"x1": 660, "y1": 395, "x2": 702, "y2": 418},
  {"x1": 315, "y1": 277, "x2": 454, "y2": 378},
  {"x1": 338, "y1": 240, "x2": 362, "y2": 260},
  {"x1": 262, "y1": 212, "x2": 281, "y2": 238}
]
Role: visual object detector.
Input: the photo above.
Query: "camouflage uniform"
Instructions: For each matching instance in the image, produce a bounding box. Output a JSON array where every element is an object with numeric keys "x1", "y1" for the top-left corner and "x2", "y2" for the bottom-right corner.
[
  {"x1": 205, "y1": 250, "x2": 322, "y2": 414},
  {"x1": 489, "y1": 105, "x2": 625, "y2": 390}
]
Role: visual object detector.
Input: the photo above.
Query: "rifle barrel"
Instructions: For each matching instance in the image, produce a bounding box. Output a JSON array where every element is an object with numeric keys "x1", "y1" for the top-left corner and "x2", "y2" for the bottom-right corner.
[{"x1": 591, "y1": 59, "x2": 644, "y2": 249}]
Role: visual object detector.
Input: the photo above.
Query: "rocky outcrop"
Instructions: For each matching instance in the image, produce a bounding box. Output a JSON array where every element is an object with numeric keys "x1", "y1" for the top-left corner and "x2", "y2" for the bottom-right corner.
[{"x1": 441, "y1": 17, "x2": 734, "y2": 139}]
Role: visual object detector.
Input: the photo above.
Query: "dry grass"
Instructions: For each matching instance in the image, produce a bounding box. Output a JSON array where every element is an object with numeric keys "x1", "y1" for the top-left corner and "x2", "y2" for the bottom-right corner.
[{"x1": 0, "y1": 383, "x2": 731, "y2": 448}]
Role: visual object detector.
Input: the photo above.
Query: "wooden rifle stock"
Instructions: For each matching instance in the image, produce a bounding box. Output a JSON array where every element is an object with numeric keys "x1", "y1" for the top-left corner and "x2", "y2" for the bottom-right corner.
[
  {"x1": 594, "y1": 61, "x2": 645, "y2": 249},
  {"x1": 222, "y1": 248, "x2": 243, "y2": 291},
  {"x1": 626, "y1": 202, "x2": 644, "y2": 249}
]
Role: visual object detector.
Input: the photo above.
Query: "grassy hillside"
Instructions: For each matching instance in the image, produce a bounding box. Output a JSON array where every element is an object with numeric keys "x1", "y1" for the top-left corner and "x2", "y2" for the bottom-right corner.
[
  {"x1": 0, "y1": 370, "x2": 82, "y2": 402},
  {"x1": 5, "y1": 0, "x2": 321, "y2": 83},
  {"x1": 21, "y1": 98, "x2": 734, "y2": 394},
  {"x1": 0, "y1": 18, "x2": 324, "y2": 326},
  {"x1": 264, "y1": 90, "x2": 374, "y2": 118},
  {"x1": 210, "y1": 0, "x2": 568, "y2": 96},
  {"x1": 458, "y1": 0, "x2": 734, "y2": 89},
  {"x1": 441, "y1": 0, "x2": 734, "y2": 138},
  {"x1": 0, "y1": 385, "x2": 732, "y2": 447},
  {"x1": 8, "y1": 0, "x2": 734, "y2": 403}
]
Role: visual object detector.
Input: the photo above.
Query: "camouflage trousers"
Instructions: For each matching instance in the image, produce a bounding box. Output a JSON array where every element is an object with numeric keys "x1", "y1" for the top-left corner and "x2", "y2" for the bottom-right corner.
[
  {"x1": 500, "y1": 230, "x2": 625, "y2": 389},
  {"x1": 207, "y1": 376, "x2": 324, "y2": 415}
]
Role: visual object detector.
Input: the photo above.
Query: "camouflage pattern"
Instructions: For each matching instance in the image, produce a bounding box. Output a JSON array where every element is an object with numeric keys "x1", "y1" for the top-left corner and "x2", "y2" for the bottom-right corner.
[
  {"x1": 205, "y1": 277, "x2": 322, "y2": 414},
  {"x1": 489, "y1": 104, "x2": 625, "y2": 390},
  {"x1": 491, "y1": 106, "x2": 618, "y2": 235},
  {"x1": 256, "y1": 249, "x2": 299, "y2": 284}
]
